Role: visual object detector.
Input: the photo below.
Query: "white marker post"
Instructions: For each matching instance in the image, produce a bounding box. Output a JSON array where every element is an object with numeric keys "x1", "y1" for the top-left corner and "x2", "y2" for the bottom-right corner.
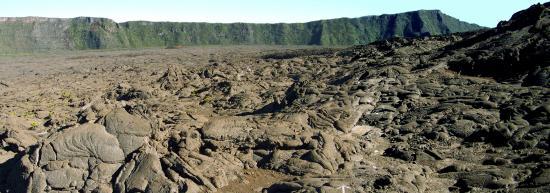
[{"x1": 337, "y1": 185, "x2": 352, "y2": 193}]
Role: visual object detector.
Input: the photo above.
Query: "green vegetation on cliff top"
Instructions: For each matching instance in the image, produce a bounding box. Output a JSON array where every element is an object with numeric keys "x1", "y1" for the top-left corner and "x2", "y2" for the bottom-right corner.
[{"x1": 0, "y1": 10, "x2": 484, "y2": 51}]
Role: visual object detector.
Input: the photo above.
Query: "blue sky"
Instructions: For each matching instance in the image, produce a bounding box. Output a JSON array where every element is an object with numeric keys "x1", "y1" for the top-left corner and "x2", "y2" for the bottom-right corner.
[{"x1": 1, "y1": 0, "x2": 545, "y2": 27}]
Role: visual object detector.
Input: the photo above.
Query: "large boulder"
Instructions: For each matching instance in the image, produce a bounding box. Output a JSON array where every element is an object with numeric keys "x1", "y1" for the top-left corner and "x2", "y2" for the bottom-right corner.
[
  {"x1": 36, "y1": 123, "x2": 125, "y2": 192},
  {"x1": 104, "y1": 109, "x2": 152, "y2": 156},
  {"x1": 115, "y1": 146, "x2": 177, "y2": 193}
]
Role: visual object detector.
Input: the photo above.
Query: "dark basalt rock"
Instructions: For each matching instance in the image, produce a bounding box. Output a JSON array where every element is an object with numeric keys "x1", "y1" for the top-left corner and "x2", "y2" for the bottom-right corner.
[{"x1": 447, "y1": 3, "x2": 550, "y2": 85}]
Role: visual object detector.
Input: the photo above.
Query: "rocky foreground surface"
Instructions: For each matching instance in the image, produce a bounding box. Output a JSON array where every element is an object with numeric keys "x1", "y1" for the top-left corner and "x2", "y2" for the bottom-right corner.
[{"x1": 0, "y1": 3, "x2": 549, "y2": 193}]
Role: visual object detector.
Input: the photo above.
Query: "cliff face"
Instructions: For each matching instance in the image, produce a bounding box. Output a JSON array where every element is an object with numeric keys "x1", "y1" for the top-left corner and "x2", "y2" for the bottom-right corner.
[
  {"x1": 0, "y1": 17, "x2": 71, "y2": 52},
  {"x1": 0, "y1": 10, "x2": 484, "y2": 51}
]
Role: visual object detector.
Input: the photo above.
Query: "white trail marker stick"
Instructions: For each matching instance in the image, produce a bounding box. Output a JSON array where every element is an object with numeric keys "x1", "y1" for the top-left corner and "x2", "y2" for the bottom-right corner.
[{"x1": 337, "y1": 185, "x2": 351, "y2": 193}]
